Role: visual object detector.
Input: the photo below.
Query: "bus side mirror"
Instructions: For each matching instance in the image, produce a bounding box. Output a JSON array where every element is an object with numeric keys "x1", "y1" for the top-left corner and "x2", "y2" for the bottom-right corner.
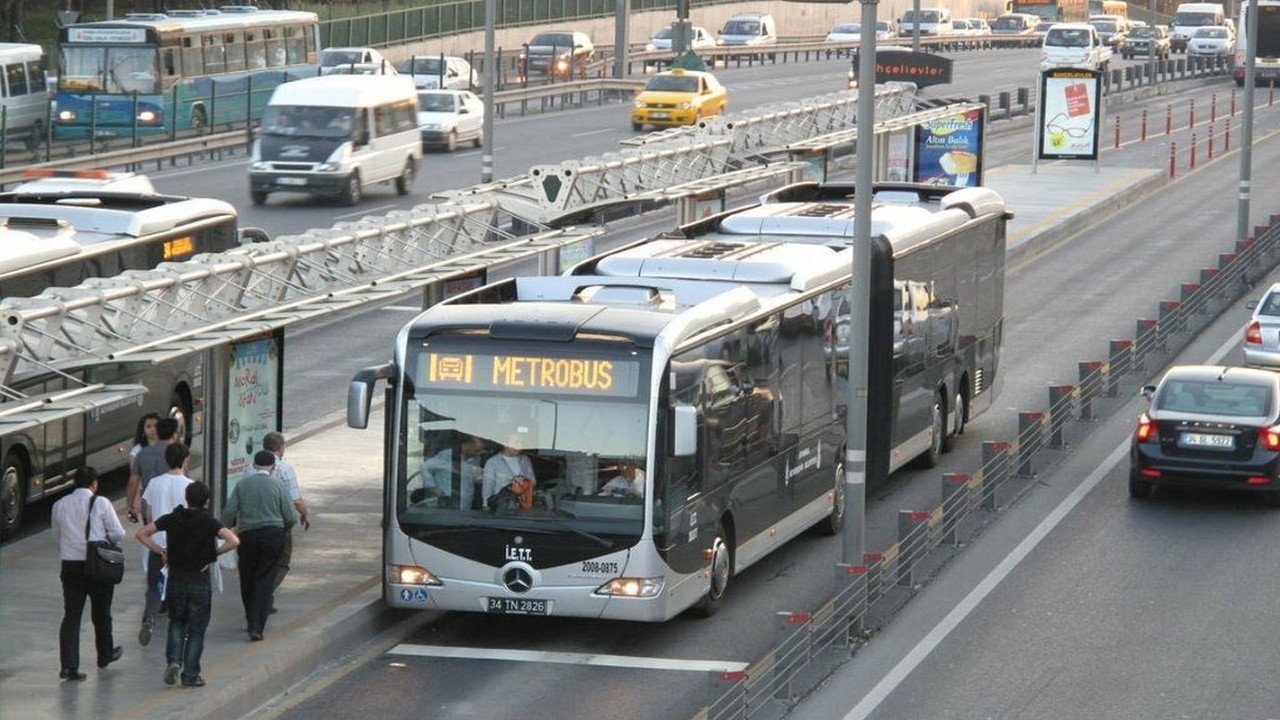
[
  {"x1": 348, "y1": 363, "x2": 395, "y2": 429},
  {"x1": 238, "y1": 226, "x2": 271, "y2": 245},
  {"x1": 672, "y1": 405, "x2": 698, "y2": 457},
  {"x1": 357, "y1": 129, "x2": 371, "y2": 147}
]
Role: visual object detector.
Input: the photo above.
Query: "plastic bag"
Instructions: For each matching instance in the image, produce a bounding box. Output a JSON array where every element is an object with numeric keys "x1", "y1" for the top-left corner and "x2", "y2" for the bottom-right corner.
[{"x1": 216, "y1": 538, "x2": 237, "y2": 572}]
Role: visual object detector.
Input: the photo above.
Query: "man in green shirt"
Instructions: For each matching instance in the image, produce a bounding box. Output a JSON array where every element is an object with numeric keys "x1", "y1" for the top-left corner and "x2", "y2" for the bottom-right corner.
[{"x1": 223, "y1": 451, "x2": 296, "y2": 641}]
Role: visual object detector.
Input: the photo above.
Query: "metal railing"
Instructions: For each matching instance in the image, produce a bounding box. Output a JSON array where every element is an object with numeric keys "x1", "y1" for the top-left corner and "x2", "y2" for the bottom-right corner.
[{"x1": 695, "y1": 214, "x2": 1280, "y2": 720}]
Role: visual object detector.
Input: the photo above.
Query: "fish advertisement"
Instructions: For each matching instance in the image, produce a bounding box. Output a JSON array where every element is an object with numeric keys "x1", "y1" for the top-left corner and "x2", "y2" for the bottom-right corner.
[{"x1": 913, "y1": 107, "x2": 984, "y2": 186}]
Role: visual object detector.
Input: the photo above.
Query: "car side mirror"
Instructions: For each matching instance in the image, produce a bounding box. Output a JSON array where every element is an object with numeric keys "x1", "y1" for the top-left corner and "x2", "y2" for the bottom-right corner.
[
  {"x1": 672, "y1": 405, "x2": 698, "y2": 457},
  {"x1": 1248, "y1": 300, "x2": 1259, "y2": 310},
  {"x1": 1140, "y1": 385, "x2": 1157, "y2": 400},
  {"x1": 357, "y1": 129, "x2": 371, "y2": 146}
]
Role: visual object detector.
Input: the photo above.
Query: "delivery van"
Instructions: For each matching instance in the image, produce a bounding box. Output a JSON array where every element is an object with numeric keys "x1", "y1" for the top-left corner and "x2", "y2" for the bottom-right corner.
[{"x1": 249, "y1": 75, "x2": 421, "y2": 206}]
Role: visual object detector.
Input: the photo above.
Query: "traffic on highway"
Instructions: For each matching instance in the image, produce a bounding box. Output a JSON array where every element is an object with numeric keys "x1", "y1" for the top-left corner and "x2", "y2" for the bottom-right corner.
[{"x1": 3, "y1": 1, "x2": 1280, "y2": 719}]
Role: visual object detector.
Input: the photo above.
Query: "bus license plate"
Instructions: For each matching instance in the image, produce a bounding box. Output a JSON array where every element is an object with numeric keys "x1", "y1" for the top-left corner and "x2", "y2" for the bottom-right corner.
[
  {"x1": 487, "y1": 597, "x2": 549, "y2": 615},
  {"x1": 276, "y1": 177, "x2": 307, "y2": 186},
  {"x1": 1180, "y1": 432, "x2": 1234, "y2": 449}
]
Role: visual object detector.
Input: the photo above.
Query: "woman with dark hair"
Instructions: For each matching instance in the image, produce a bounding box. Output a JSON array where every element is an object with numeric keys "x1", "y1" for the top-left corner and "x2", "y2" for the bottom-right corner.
[{"x1": 126, "y1": 414, "x2": 162, "y2": 524}]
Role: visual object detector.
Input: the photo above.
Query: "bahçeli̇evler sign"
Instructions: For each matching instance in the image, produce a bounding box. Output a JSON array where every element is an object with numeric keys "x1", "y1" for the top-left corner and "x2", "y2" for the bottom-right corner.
[
  {"x1": 871, "y1": 50, "x2": 954, "y2": 88},
  {"x1": 1038, "y1": 68, "x2": 1102, "y2": 161}
]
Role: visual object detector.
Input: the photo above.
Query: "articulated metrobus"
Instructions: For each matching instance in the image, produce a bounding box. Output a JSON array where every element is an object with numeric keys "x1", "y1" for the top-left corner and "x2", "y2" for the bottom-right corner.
[
  {"x1": 347, "y1": 182, "x2": 1008, "y2": 621},
  {"x1": 1010, "y1": 0, "x2": 1090, "y2": 23},
  {"x1": 54, "y1": 7, "x2": 318, "y2": 139},
  {"x1": 1235, "y1": 0, "x2": 1280, "y2": 85},
  {"x1": 0, "y1": 170, "x2": 245, "y2": 540}
]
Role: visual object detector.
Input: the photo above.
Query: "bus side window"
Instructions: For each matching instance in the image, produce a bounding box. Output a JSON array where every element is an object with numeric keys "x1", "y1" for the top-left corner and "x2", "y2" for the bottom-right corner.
[
  {"x1": 246, "y1": 30, "x2": 266, "y2": 69},
  {"x1": 264, "y1": 29, "x2": 285, "y2": 68},
  {"x1": 25, "y1": 61, "x2": 45, "y2": 92},
  {"x1": 203, "y1": 33, "x2": 226, "y2": 75},
  {"x1": 285, "y1": 26, "x2": 306, "y2": 64},
  {"x1": 182, "y1": 36, "x2": 203, "y2": 77},
  {"x1": 161, "y1": 48, "x2": 178, "y2": 79},
  {"x1": 0, "y1": 64, "x2": 8, "y2": 98},
  {"x1": 6, "y1": 62, "x2": 27, "y2": 97},
  {"x1": 224, "y1": 31, "x2": 246, "y2": 74}
]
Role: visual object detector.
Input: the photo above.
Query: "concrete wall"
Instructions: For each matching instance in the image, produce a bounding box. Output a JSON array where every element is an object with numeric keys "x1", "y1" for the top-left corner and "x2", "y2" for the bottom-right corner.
[{"x1": 377, "y1": 0, "x2": 1008, "y2": 64}]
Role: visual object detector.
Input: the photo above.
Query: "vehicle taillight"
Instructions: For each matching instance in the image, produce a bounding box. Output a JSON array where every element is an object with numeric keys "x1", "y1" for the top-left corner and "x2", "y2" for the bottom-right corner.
[
  {"x1": 1260, "y1": 427, "x2": 1280, "y2": 451},
  {"x1": 1135, "y1": 413, "x2": 1158, "y2": 443},
  {"x1": 1246, "y1": 320, "x2": 1263, "y2": 346}
]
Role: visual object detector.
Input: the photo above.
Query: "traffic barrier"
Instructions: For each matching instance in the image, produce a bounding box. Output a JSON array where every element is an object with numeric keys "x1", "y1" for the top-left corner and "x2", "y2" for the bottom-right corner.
[
  {"x1": 940, "y1": 473, "x2": 974, "y2": 545},
  {"x1": 1115, "y1": 116, "x2": 1121, "y2": 150},
  {"x1": 1077, "y1": 362, "x2": 1105, "y2": 421},
  {"x1": 1017, "y1": 412, "x2": 1044, "y2": 478},
  {"x1": 1212, "y1": 93, "x2": 1218, "y2": 122},
  {"x1": 1166, "y1": 104, "x2": 1173, "y2": 135},
  {"x1": 1159, "y1": 299, "x2": 1183, "y2": 337},
  {"x1": 897, "y1": 509, "x2": 940, "y2": 587},
  {"x1": 1047, "y1": 384, "x2": 1074, "y2": 448},
  {"x1": 1232, "y1": 88, "x2": 1237, "y2": 116},
  {"x1": 1190, "y1": 132, "x2": 1197, "y2": 168},
  {"x1": 1181, "y1": 282, "x2": 1203, "y2": 312},
  {"x1": 1141, "y1": 109, "x2": 1148, "y2": 142},
  {"x1": 1190, "y1": 98, "x2": 1196, "y2": 128},
  {"x1": 981, "y1": 441, "x2": 1011, "y2": 512},
  {"x1": 1108, "y1": 340, "x2": 1133, "y2": 397},
  {"x1": 1209, "y1": 122, "x2": 1215, "y2": 159},
  {"x1": 1226, "y1": 117, "x2": 1232, "y2": 151},
  {"x1": 1135, "y1": 317, "x2": 1160, "y2": 364},
  {"x1": 1169, "y1": 140, "x2": 1177, "y2": 178}
]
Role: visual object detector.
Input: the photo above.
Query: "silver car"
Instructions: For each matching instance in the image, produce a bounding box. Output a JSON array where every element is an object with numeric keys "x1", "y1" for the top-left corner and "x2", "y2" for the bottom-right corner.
[{"x1": 1243, "y1": 283, "x2": 1280, "y2": 368}]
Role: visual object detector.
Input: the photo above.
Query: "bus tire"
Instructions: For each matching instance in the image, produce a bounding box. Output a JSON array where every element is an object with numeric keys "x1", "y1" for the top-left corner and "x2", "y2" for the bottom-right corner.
[
  {"x1": 250, "y1": 189, "x2": 268, "y2": 206},
  {"x1": 942, "y1": 385, "x2": 966, "y2": 453},
  {"x1": 395, "y1": 160, "x2": 414, "y2": 196},
  {"x1": 917, "y1": 391, "x2": 944, "y2": 469},
  {"x1": 341, "y1": 171, "x2": 361, "y2": 206},
  {"x1": 0, "y1": 451, "x2": 28, "y2": 541},
  {"x1": 816, "y1": 456, "x2": 845, "y2": 536},
  {"x1": 693, "y1": 521, "x2": 733, "y2": 617},
  {"x1": 191, "y1": 106, "x2": 208, "y2": 130}
]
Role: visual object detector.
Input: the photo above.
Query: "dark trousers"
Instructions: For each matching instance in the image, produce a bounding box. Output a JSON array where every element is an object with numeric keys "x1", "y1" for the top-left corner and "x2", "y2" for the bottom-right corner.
[
  {"x1": 237, "y1": 526, "x2": 284, "y2": 635},
  {"x1": 272, "y1": 528, "x2": 293, "y2": 591},
  {"x1": 165, "y1": 572, "x2": 212, "y2": 683},
  {"x1": 142, "y1": 550, "x2": 164, "y2": 625},
  {"x1": 59, "y1": 560, "x2": 115, "y2": 672}
]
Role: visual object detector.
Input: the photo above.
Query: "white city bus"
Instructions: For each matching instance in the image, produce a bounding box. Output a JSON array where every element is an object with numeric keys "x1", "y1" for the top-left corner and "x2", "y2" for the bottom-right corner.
[{"x1": 348, "y1": 182, "x2": 1009, "y2": 621}]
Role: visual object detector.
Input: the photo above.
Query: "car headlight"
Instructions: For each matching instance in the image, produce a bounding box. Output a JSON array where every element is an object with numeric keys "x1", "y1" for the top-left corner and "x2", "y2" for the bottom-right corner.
[
  {"x1": 317, "y1": 162, "x2": 340, "y2": 172},
  {"x1": 594, "y1": 577, "x2": 663, "y2": 598},
  {"x1": 57, "y1": 108, "x2": 76, "y2": 122},
  {"x1": 676, "y1": 102, "x2": 692, "y2": 109},
  {"x1": 252, "y1": 161, "x2": 270, "y2": 171}
]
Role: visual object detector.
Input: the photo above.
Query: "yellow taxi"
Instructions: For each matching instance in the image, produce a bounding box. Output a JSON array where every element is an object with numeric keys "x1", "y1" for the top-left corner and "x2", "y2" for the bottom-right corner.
[{"x1": 630, "y1": 68, "x2": 728, "y2": 131}]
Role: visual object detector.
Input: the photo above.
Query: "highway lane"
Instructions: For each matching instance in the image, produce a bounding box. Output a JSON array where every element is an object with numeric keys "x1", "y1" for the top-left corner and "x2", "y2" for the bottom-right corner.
[{"x1": 255, "y1": 77, "x2": 1280, "y2": 720}]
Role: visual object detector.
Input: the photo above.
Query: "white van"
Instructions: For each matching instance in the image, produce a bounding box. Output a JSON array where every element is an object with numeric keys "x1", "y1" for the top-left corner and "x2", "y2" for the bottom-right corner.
[
  {"x1": 249, "y1": 75, "x2": 422, "y2": 206},
  {"x1": 1170, "y1": 3, "x2": 1226, "y2": 53},
  {"x1": 0, "y1": 44, "x2": 50, "y2": 148},
  {"x1": 718, "y1": 13, "x2": 778, "y2": 46},
  {"x1": 899, "y1": 7, "x2": 954, "y2": 36}
]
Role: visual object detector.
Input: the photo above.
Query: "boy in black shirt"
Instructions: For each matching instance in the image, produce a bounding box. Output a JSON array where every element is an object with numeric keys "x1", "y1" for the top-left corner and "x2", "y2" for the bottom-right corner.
[{"x1": 136, "y1": 482, "x2": 239, "y2": 688}]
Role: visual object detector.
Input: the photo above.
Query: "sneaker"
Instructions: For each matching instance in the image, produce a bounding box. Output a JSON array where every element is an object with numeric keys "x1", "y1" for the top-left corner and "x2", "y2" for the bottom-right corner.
[
  {"x1": 139, "y1": 621, "x2": 153, "y2": 646},
  {"x1": 164, "y1": 663, "x2": 181, "y2": 686},
  {"x1": 181, "y1": 676, "x2": 206, "y2": 688}
]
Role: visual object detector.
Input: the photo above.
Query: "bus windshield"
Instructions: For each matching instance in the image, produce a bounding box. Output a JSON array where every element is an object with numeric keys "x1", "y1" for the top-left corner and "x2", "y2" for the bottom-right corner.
[
  {"x1": 59, "y1": 45, "x2": 158, "y2": 93},
  {"x1": 399, "y1": 345, "x2": 650, "y2": 540}
]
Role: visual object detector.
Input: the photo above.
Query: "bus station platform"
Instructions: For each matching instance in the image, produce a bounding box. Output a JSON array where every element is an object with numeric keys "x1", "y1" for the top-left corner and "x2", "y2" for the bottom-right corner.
[{"x1": 0, "y1": 160, "x2": 1167, "y2": 720}]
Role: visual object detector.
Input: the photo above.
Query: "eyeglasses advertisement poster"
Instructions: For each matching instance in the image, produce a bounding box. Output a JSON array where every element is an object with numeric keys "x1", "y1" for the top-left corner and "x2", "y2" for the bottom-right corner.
[{"x1": 1038, "y1": 68, "x2": 1102, "y2": 161}]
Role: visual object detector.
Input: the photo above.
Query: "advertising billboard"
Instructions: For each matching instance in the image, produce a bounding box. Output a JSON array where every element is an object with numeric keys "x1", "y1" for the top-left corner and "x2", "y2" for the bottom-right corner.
[
  {"x1": 912, "y1": 107, "x2": 984, "y2": 187},
  {"x1": 1038, "y1": 68, "x2": 1102, "y2": 160}
]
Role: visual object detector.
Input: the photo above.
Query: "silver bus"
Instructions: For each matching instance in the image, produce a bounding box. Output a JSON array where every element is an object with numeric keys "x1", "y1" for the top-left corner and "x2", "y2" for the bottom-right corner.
[{"x1": 348, "y1": 182, "x2": 1009, "y2": 621}]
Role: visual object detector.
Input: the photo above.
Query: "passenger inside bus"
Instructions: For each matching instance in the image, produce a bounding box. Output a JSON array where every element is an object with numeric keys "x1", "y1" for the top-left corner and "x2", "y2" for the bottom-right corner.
[
  {"x1": 483, "y1": 435, "x2": 538, "y2": 510},
  {"x1": 599, "y1": 458, "x2": 645, "y2": 499}
]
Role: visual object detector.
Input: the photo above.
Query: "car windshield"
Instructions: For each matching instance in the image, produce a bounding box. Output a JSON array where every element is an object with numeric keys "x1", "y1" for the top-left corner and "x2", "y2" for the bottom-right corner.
[
  {"x1": 1130, "y1": 27, "x2": 1157, "y2": 38},
  {"x1": 723, "y1": 20, "x2": 761, "y2": 34},
  {"x1": 903, "y1": 10, "x2": 941, "y2": 22},
  {"x1": 1091, "y1": 20, "x2": 1119, "y2": 32},
  {"x1": 994, "y1": 16, "x2": 1027, "y2": 30},
  {"x1": 530, "y1": 33, "x2": 576, "y2": 47},
  {"x1": 321, "y1": 49, "x2": 364, "y2": 66},
  {"x1": 1195, "y1": 27, "x2": 1228, "y2": 38},
  {"x1": 400, "y1": 57, "x2": 443, "y2": 74},
  {"x1": 1046, "y1": 28, "x2": 1091, "y2": 46},
  {"x1": 1156, "y1": 379, "x2": 1273, "y2": 417},
  {"x1": 260, "y1": 105, "x2": 358, "y2": 138},
  {"x1": 417, "y1": 92, "x2": 457, "y2": 112},
  {"x1": 832, "y1": 24, "x2": 860, "y2": 33},
  {"x1": 645, "y1": 74, "x2": 699, "y2": 92},
  {"x1": 652, "y1": 26, "x2": 673, "y2": 40}
]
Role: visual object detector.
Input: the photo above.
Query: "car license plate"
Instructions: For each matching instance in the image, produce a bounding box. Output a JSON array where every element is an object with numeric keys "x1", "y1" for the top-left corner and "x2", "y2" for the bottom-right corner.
[
  {"x1": 487, "y1": 597, "x2": 549, "y2": 615},
  {"x1": 1179, "y1": 432, "x2": 1234, "y2": 449},
  {"x1": 276, "y1": 177, "x2": 307, "y2": 186},
  {"x1": 650, "y1": 111, "x2": 669, "y2": 119}
]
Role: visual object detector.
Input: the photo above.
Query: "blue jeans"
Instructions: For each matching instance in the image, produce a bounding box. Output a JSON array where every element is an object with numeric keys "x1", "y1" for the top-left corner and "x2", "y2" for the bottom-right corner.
[
  {"x1": 165, "y1": 572, "x2": 211, "y2": 682},
  {"x1": 143, "y1": 551, "x2": 164, "y2": 624}
]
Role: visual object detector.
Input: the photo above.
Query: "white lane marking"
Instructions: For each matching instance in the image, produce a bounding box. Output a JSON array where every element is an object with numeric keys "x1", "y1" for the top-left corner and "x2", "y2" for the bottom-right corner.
[
  {"x1": 334, "y1": 204, "x2": 396, "y2": 220},
  {"x1": 384, "y1": 305, "x2": 422, "y2": 312},
  {"x1": 842, "y1": 328, "x2": 1239, "y2": 720},
  {"x1": 388, "y1": 643, "x2": 748, "y2": 672},
  {"x1": 150, "y1": 158, "x2": 247, "y2": 179},
  {"x1": 571, "y1": 128, "x2": 613, "y2": 138}
]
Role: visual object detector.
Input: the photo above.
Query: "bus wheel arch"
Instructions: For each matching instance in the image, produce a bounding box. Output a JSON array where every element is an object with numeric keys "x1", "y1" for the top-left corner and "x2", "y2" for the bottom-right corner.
[
  {"x1": 817, "y1": 451, "x2": 845, "y2": 536},
  {"x1": 694, "y1": 515, "x2": 735, "y2": 617},
  {"x1": 917, "y1": 389, "x2": 944, "y2": 468},
  {"x1": 190, "y1": 104, "x2": 208, "y2": 130},
  {"x1": 170, "y1": 384, "x2": 194, "y2": 446},
  {"x1": 0, "y1": 446, "x2": 32, "y2": 540}
]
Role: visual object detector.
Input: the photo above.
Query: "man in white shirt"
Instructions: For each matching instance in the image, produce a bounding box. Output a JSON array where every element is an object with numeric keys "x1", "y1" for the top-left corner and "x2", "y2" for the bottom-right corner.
[
  {"x1": 599, "y1": 459, "x2": 646, "y2": 499},
  {"x1": 263, "y1": 432, "x2": 309, "y2": 607},
  {"x1": 52, "y1": 466, "x2": 125, "y2": 681},
  {"x1": 482, "y1": 436, "x2": 537, "y2": 508},
  {"x1": 138, "y1": 443, "x2": 194, "y2": 647}
]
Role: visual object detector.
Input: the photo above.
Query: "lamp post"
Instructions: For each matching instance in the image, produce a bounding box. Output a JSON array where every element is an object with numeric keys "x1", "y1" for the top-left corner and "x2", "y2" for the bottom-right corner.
[
  {"x1": 1237, "y1": 0, "x2": 1258, "y2": 242},
  {"x1": 481, "y1": 0, "x2": 496, "y2": 183}
]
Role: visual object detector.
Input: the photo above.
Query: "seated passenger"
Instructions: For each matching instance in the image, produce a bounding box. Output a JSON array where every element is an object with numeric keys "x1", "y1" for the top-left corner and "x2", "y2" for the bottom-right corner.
[
  {"x1": 483, "y1": 435, "x2": 537, "y2": 510},
  {"x1": 599, "y1": 458, "x2": 645, "y2": 499}
]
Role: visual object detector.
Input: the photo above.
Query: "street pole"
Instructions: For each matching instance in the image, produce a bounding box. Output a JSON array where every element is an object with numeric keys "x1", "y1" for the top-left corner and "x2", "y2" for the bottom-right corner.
[
  {"x1": 613, "y1": 0, "x2": 629, "y2": 79},
  {"x1": 1237, "y1": 0, "x2": 1258, "y2": 242},
  {"x1": 481, "y1": 0, "x2": 496, "y2": 183},
  {"x1": 1148, "y1": 0, "x2": 1156, "y2": 83},
  {"x1": 843, "y1": 0, "x2": 877, "y2": 571},
  {"x1": 911, "y1": 0, "x2": 920, "y2": 51}
]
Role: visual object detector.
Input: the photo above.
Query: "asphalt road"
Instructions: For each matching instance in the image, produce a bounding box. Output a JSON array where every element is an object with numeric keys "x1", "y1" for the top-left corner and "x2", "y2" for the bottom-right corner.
[{"x1": 244, "y1": 63, "x2": 1280, "y2": 720}]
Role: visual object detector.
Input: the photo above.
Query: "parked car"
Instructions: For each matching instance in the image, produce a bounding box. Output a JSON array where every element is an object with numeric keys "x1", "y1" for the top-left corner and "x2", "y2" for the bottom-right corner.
[
  {"x1": 1243, "y1": 283, "x2": 1280, "y2": 369},
  {"x1": 646, "y1": 24, "x2": 716, "y2": 51},
  {"x1": 631, "y1": 68, "x2": 727, "y2": 131},
  {"x1": 320, "y1": 47, "x2": 390, "y2": 75},
  {"x1": 718, "y1": 12, "x2": 778, "y2": 46},
  {"x1": 1121, "y1": 25, "x2": 1172, "y2": 59},
  {"x1": 521, "y1": 30, "x2": 595, "y2": 77},
  {"x1": 1187, "y1": 25, "x2": 1235, "y2": 57},
  {"x1": 416, "y1": 89, "x2": 484, "y2": 152},
  {"x1": 991, "y1": 13, "x2": 1041, "y2": 35},
  {"x1": 1041, "y1": 23, "x2": 1113, "y2": 71},
  {"x1": 1129, "y1": 365, "x2": 1280, "y2": 504},
  {"x1": 399, "y1": 55, "x2": 477, "y2": 90},
  {"x1": 966, "y1": 18, "x2": 992, "y2": 35}
]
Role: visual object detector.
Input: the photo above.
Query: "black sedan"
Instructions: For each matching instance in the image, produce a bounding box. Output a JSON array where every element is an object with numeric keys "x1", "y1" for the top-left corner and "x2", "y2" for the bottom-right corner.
[{"x1": 1130, "y1": 365, "x2": 1280, "y2": 503}]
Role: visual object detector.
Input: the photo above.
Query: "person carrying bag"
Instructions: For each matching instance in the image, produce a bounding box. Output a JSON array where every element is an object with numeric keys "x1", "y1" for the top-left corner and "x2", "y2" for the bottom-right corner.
[{"x1": 85, "y1": 494, "x2": 126, "y2": 585}]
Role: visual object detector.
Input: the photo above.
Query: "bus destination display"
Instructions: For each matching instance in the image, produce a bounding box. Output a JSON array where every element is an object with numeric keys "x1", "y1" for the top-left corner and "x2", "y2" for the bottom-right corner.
[{"x1": 422, "y1": 352, "x2": 641, "y2": 397}]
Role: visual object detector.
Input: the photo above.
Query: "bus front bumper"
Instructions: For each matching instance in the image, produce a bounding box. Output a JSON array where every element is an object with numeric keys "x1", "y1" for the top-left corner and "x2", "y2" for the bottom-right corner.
[{"x1": 387, "y1": 578, "x2": 677, "y2": 621}]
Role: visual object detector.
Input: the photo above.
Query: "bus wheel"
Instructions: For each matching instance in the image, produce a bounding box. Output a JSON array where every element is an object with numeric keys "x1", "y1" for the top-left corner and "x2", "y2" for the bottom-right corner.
[
  {"x1": 694, "y1": 523, "x2": 733, "y2": 617},
  {"x1": 817, "y1": 456, "x2": 845, "y2": 536},
  {"x1": 250, "y1": 189, "x2": 268, "y2": 206},
  {"x1": 942, "y1": 387, "x2": 966, "y2": 453},
  {"x1": 917, "y1": 392, "x2": 944, "y2": 469},
  {"x1": 191, "y1": 106, "x2": 208, "y2": 131},
  {"x1": 0, "y1": 452, "x2": 27, "y2": 541},
  {"x1": 395, "y1": 160, "x2": 415, "y2": 196},
  {"x1": 341, "y1": 171, "x2": 362, "y2": 206}
]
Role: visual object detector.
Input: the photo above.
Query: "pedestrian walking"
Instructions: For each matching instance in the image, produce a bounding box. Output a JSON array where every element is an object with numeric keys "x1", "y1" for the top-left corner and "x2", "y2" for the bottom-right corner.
[
  {"x1": 131, "y1": 417, "x2": 179, "y2": 630},
  {"x1": 51, "y1": 467, "x2": 124, "y2": 681},
  {"x1": 137, "y1": 443, "x2": 194, "y2": 647},
  {"x1": 125, "y1": 413, "x2": 161, "y2": 524},
  {"x1": 223, "y1": 451, "x2": 297, "y2": 641},
  {"x1": 262, "y1": 432, "x2": 310, "y2": 610},
  {"x1": 136, "y1": 482, "x2": 239, "y2": 688}
]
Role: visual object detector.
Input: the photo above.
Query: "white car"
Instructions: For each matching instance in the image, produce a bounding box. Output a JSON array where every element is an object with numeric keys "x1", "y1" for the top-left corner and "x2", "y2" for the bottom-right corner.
[
  {"x1": 320, "y1": 47, "x2": 391, "y2": 75},
  {"x1": 324, "y1": 63, "x2": 398, "y2": 76},
  {"x1": 1188, "y1": 25, "x2": 1235, "y2": 57},
  {"x1": 965, "y1": 18, "x2": 991, "y2": 35},
  {"x1": 399, "y1": 55, "x2": 477, "y2": 90},
  {"x1": 417, "y1": 89, "x2": 485, "y2": 152},
  {"x1": 646, "y1": 24, "x2": 716, "y2": 51},
  {"x1": 1041, "y1": 23, "x2": 1113, "y2": 71},
  {"x1": 826, "y1": 21, "x2": 896, "y2": 42}
]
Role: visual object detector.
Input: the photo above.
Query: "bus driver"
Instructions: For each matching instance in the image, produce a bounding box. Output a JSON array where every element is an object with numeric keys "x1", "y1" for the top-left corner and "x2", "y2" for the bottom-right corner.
[{"x1": 599, "y1": 459, "x2": 645, "y2": 499}]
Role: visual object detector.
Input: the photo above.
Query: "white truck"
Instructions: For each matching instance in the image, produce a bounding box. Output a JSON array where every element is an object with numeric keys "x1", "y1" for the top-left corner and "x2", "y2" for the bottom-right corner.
[{"x1": 1040, "y1": 23, "x2": 1114, "y2": 71}]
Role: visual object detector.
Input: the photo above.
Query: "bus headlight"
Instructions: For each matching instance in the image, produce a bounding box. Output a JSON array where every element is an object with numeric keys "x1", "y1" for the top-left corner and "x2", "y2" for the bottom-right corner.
[
  {"x1": 57, "y1": 108, "x2": 77, "y2": 122},
  {"x1": 137, "y1": 110, "x2": 161, "y2": 124},
  {"x1": 594, "y1": 577, "x2": 663, "y2": 598},
  {"x1": 391, "y1": 564, "x2": 442, "y2": 586}
]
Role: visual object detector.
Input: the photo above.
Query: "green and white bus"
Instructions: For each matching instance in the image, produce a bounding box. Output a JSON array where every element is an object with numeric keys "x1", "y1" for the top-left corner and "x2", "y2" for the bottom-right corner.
[{"x1": 54, "y1": 6, "x2": 318, "y2": 139}]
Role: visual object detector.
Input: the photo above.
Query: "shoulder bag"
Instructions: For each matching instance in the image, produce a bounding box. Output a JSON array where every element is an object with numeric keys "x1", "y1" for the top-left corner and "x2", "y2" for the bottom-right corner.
[{"x1": 84, "y1": 495, "x2": 125, "y2": 585}]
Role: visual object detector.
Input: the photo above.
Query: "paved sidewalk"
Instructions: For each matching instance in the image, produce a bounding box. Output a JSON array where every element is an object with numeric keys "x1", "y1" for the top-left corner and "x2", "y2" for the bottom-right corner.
[{"x1": 0, "y1": 160, "x2": 1166, "y2": 720}]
